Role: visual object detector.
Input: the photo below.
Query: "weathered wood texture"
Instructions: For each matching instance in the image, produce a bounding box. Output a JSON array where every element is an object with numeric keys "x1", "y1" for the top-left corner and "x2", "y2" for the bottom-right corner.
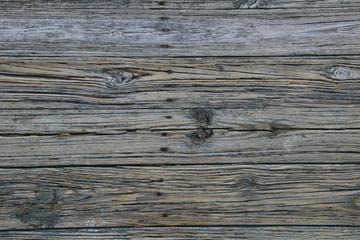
[
  {"x1": 1, "y1": 5, "x2": 360, "y2": 57},
  {"x1": 1, "y1": 58, "x2": 359, "y2": 131},
  {"x1": 1, "y1": 227, "x2": 360, "y2": 240},
  {"x1": 1, "y1": 130, "x2": 359, "y2": 167},
  {"x1": 2, "y1": 0, "x2": 360, "y2": 9},
  {"x1": 1, "y1": 0, "x2": 360, "y2": 238},
  {"x1": 1, "y1": 165, "x2": 360, "y2": 230}
]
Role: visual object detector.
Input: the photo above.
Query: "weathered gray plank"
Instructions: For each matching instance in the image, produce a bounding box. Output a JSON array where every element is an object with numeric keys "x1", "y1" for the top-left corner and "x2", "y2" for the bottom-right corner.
[
  {"x1": 1, "y1": 226, "x2": 360, "y2": 239},
  {"x1": 2, "y1": 106, "x2": 359, "y2": 135},
  {"x1": 0, "y1": 129, "x2": 359, "y2": 167},
  {"x1": 1, "y1": 165, "x2": 360, "y2": 230},
  {"x1": 1, "y1": 58, "x2": 359, "y2": 106},
  {"x1": 2, "y1": 0, "x2": 360, "y2": 10},
  {"x1": 0, "y1": 57, "x2": 359, "y2": 135},
  {"x1": 0, "y1": 8, "x2": 359, "y2": 57}
]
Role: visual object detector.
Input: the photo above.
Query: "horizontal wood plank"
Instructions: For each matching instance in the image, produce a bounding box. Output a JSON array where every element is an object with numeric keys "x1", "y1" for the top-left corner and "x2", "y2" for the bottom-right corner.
[
  {"x1": 0, "y1": 8, "x2": 359, "y2": 57},
  {"x1": 1, "y1": 58, "x2": 359, "y2": 107},
  {"x1": 1, "y1": 129, "x2": 359, "y2": 167},
  {"x1": 1, "y1": 57, "x2": 359, "y2": 136},
  {"x1": 2, "y1": 0, "x2": 360, "y2": 10},
  {"x1": 1, "y1": 226, "x2": 360, "y2": 239},
  {"x1": 2, "y1": 106, "x2": 359, "y2": 135},
  {"x1": 1, "y1": 165, "x2": 360, "y2": 230}
]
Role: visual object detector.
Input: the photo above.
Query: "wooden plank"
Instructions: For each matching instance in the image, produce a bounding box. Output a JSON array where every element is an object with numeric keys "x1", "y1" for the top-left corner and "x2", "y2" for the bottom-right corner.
[
  {"x1": 1, "y1": 58, "x2": 359, "y2": 107},
  {"x1": 1, "y1": 165, "x2": 360, "y2": 230},
  {"x1": 1, "y1": 226, "x2": 360, "y2": 239},
  {"x1": 1, "y1": 57, "x2": 359, "y2": 135},
  {"x1": 1, "y1": 129, "x2": 359, "y2": 167},
  {"x1": 0, "y1": 8, "x2": 359, "y2": 57},
  {"x1": 2, "y1": 106, "x2": 359, "y2": 135},
  {"x1": 1, "y1": 0, "x2": 360, "y2": 10}
]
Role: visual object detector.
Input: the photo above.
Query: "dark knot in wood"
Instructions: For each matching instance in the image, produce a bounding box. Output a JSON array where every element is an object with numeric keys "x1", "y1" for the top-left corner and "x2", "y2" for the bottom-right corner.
[
  {"x1": 190, "y1": 108, "x2": 213, "y2": 125},
  {"x1": 238, "y1": 176, "x2": 258, "y2": 189},
  {"x1": 188, "y1": 128, "x2": 213, "y2": 145}
]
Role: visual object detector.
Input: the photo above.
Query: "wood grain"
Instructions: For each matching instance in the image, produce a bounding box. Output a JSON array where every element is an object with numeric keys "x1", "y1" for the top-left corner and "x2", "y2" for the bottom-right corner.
[
  {"x1": 1, "y1": 7, "x2": 359, "y2": 57},
  {"x1": 1, "y1": 57, "x2": 359, "y2": 135},
  {"x1": 1, "y1": 226, "x2": 360, "y2": 239},
  {"x1": 1, "y1": 165, "x2": 360, "y2": 230},
  {"x1": 1, "y1": 0, "x2": 360, "y2": 237},
  {"x1": 0, "y1": 130, "x2": 359, "y2": 167},
  {"x1": 2, "y1": 0, "x2": 360, "y2": 10},
  {"x1": 1, "y1": 58, "x2": 359, "y2": 106}
]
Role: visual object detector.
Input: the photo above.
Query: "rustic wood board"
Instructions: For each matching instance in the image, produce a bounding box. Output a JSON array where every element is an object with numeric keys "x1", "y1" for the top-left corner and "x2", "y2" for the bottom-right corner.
[
  {"x1": 1, "y1": 165, "x2": 360, "y2": 230},
  {"x1": 1, "y1": 7, "x2": 360, "y2": 57},
  {"x1": 1, "y1": 130, "x2": 359, "y2": 167},
  {"x1": 1, "y1": 227, "x2": 360, "y2": 240},
  {"x1": 1, "y1": 0, "x2": 360, "y2": 238}
]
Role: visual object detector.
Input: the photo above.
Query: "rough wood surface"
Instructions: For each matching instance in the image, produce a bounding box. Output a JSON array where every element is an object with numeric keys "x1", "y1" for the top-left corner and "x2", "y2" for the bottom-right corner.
[
  {"x1": 1, "y1": 6, "x2": 360, "y2": 57},
  {"x1": 1, "y1": 130, "x2": 359, "y2": 167},
  {"x1": 1, "y1": 165, "x2": 360, "y2": 230},
  {"x1": 1, "y1": 57, "x2": 359, "y2": 134},
  {"x1": 1, "y1": 226, "x2": 360, "y2": 240},
  {"x1": 1, "y1": 0, "x2": 360, "y2": 237},
  {"x1": 2, "y1": 0, "x2": 360, "y2": 10}
]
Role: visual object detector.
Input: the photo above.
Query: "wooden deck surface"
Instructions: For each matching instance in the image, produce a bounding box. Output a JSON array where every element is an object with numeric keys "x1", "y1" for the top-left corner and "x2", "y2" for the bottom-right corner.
[{"x1": 1, "y1": 0, "x2": 360, "y2": 239}]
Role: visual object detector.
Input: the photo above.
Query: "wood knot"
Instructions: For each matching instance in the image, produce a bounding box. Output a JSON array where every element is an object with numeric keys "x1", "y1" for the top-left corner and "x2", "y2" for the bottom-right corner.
[
  {"x1": 238, "y1": 176, "x2": 258, "y2": 189},
  {"x1": 324, "y1": 66, "x2": 358, "y2": 80},
  {"x1": 188, "y1": 128, "x2": 213, "y2": 145},
  {"x1": 190, "y1": 108, "x2": 213, "y2": 125},
  {"x1": 106, "y1": 72, "x2": 138, "y2": 87}
]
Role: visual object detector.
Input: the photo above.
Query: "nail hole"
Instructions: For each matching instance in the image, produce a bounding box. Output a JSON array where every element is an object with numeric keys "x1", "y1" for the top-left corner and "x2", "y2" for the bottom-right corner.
[
  {"x1": 156, "y1": 192, "x2": 162, "y2": 196},
  {"x1": 161, "y1": 133, "x2": 168, "y2": 136},
  {"x1": 166, "y1": 70, "x2": 173, "y2": 74},
  {"x1": 165, "y1": 116, "x2": 172, "y2": 119},
  {"x1": 160, "y1": 147, "x2": 169, "y2": 152},
  {"x1": 161, "y1": 16, "x2": 168, "y2": 20},
  {"x1": 158, "y1": 1, "x2": 165, "y2": 5},
  {"x1": 166, "y1": 98, "x2": 174, "y2": 102},
  {"x1": 162, "y1": 213, "x2": 168, "y2": 217},
  {"x1": 162, "y1": 28, "x2": 170, "y2": 32},
  {"x1": 158, "y1": 178, "x2": 164, "y2": 182},
  {"x1": 161, "y1": 44, "x2": 170, "y2": 48}
]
